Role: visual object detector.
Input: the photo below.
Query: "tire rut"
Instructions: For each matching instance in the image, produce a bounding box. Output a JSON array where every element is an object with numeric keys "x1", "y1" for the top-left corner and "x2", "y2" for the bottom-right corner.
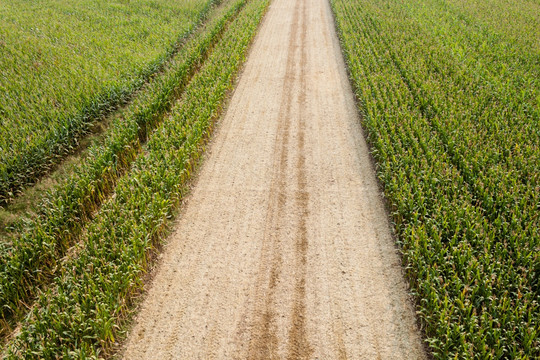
[
  {"x1": 285, "y1": 0, "x2": 312, "y2": 358},
  {"x1": 246, "y1": 0, "x2": 300, "y2": 357}
]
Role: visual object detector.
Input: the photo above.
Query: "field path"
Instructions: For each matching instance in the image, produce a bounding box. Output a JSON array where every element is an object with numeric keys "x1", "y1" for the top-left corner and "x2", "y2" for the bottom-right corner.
[{"x1": 122, "y1": 0, "x2": 427, "y2": 358}]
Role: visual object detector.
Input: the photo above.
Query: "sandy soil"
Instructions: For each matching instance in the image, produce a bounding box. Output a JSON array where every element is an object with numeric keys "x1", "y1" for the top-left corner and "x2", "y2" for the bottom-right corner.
[{"x1": 122, "y1": 0, "x2": 427, "y2": 358}]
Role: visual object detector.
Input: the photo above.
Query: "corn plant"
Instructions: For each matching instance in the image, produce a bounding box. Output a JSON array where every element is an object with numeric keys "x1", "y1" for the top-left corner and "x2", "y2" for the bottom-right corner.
[
  {"x1": 0, "y1": 0, "x2": 216, "y2": 205},
  {"x1": 5, "y1": 0, "x2": 268, "y2": 356},
  {"x1": 0, "y1": 0, "x2": 247, "y2": 338},
  {"x1": 331, "y1": 0, "x2": 539, "y2": 358}
]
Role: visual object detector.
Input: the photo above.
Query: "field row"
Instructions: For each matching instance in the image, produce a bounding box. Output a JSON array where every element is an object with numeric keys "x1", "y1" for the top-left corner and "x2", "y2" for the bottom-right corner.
[
  {"x1": 331, "y1": 0, "x2": 539, "y2": 358},
  {"x1": 1, "y1": 0, "x2": 269, "y2": 356},
  {"x1": 0, "y1": 0, "x2": 238, "y2": 333},
  {"x1": 0, "y1": 0, "x2": 214, "y2": 204}
]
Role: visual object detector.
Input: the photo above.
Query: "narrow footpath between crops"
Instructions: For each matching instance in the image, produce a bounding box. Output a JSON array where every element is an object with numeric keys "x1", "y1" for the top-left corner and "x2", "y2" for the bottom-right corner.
[{"x1": 122, "y1": 0, "x2": 427, "y2": 358}]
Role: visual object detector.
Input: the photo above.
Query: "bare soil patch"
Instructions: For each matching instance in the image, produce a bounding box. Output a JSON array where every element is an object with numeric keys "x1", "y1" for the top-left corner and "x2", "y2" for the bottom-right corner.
[{"x1": 122, "y1": 0, "x2": 427, "y2": 358}]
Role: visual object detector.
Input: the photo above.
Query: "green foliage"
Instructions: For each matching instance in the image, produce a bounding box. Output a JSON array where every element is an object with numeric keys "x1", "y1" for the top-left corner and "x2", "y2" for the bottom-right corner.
[
  {"x1": 4, "y1": 0, "x2": 268, "y2": 356},
  {"x1": 0, "y1": 0, "x2": 246, "y2": 336},
  {"x1": 0, "y1": 0, "x2": 213, "y2": 204},
  {"x1": 331, "y1": 0, "x2": 539, "y2": 358}
]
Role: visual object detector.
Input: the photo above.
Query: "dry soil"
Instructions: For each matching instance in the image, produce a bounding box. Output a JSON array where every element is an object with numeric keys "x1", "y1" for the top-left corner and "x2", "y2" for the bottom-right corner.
[{"x1": 122, "y1": 0, "x2": 427, "y2": 358}]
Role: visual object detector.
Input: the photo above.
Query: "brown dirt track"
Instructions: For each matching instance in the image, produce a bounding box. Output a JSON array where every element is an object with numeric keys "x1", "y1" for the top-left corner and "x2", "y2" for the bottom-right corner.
[{"x1": 122, "y1": 0, "x2": 427, "y2": 358}]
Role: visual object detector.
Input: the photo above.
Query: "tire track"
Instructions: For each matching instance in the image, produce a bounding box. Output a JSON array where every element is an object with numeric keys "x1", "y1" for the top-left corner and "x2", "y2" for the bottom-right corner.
[
  {"x1": 247, "y1": 0, "x2": 301, "y2": 357},
  {"x1": 285, "y1": 0, "x2": 312, "y2": 358}
]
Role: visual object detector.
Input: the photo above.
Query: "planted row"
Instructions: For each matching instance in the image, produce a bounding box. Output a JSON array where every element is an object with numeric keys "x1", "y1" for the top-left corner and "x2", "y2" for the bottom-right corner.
[
  {"x1": 331, "y1": 0, "x2": 539, "y2": 358},
  {"x1": 5, "y1": 0, "x2": 268, "y2": 356},
  {"x1": 0, "y1": 0, "x2": 214, "y2": 204},
  {"x1": 0, "y1": 0, "x2": 246, "y2": 336}
]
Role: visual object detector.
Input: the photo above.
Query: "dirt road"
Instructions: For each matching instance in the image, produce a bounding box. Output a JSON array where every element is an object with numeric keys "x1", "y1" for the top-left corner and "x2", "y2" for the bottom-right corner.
[{"x1": 122, "y1": 0, "x2": 427, "y2": 358}]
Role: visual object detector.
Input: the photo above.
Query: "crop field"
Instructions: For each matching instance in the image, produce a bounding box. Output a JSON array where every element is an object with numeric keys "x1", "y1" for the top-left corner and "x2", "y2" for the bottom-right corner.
[
  {"x1": 0, "y1": 0, "x2": 268, "y2": 356},
  {"x1": 331, "y1": 0, "x2": 539, "y2": 358},
  {"x1": 0, "y1": 0, "x2": 538, "y2": 357},
  {"x1": 0, "y1": 0, "x2": 213, "y2": 204}
]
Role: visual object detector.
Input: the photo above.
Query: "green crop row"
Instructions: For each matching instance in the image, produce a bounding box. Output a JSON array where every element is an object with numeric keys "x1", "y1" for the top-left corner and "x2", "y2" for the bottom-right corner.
[
  {"x1": 0, "y1": 0, "x2": 246, "y2": 337},
  {"x1": 4, "y1": 0, "x2": 267, "y2": 357},
  {"x1": 0, "y1": 0, "x2": 213, "y2": 204},
  {"x1": 331, "y1": 0, "x2": 538, "y2": 358}
]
